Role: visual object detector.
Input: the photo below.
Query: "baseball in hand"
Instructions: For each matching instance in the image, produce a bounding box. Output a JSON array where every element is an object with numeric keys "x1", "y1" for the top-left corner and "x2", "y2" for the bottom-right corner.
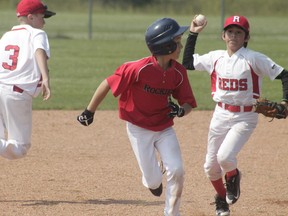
[{"x1": 195, "y1": 14, "x2": 206, "y2": 26}]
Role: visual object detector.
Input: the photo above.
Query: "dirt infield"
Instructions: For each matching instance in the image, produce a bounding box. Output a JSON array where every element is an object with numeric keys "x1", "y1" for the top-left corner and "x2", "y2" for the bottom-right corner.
[{"x1": 0, "y1": 110, "x2": 287, "y2": 216}]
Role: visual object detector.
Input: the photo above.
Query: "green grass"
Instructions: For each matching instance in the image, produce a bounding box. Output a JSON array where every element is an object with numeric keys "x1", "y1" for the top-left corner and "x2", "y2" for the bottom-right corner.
[{"x1": 0, "y1": 11, "x2": 287, "y2": 110}]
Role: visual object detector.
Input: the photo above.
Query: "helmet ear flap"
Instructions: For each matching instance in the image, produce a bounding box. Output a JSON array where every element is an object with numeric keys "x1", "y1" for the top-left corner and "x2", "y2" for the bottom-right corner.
[
  {"x1": 148, "y1": 39, "x2": 177, "y2": 55},
  {"x1": 164, "y1": 41, "x2": 177, "y2": 54},
  {"x1": 159, "y1": 41, "x2": 177, "y2": 55}
]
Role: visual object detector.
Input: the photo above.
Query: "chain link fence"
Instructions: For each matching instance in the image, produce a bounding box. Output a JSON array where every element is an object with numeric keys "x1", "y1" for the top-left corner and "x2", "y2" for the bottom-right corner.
[{"x1": 0, "y1": 0, "x2": 287, "y2": 16}]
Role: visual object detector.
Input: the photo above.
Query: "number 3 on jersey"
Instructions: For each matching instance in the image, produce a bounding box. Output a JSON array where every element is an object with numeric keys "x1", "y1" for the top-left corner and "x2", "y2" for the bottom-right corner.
[{"x1": 2, "y1": 45, "x2": 20, "y2": 71}]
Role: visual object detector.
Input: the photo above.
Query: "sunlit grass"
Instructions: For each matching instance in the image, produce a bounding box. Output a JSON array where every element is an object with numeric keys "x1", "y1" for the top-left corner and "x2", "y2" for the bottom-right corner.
[{"x1": 0, "y1": 11, "x2": 287, "y2": 110}]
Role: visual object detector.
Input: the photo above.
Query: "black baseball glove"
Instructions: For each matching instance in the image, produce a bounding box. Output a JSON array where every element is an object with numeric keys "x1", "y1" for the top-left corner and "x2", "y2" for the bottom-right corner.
[
  {"x1": 168, "y1": 101, "x2": 185, "y2": 118},
  {"x1": 77, "y1": 109, "x2": 95, "y2": 126}
]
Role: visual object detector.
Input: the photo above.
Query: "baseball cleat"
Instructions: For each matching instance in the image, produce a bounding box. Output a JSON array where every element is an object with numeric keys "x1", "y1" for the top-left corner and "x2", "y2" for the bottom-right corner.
[
  {"x1": 225, "y1": 169, "x2": 241, "y2": 205},
  {"x1": 149, "y1": 183, "x2": 163, "y2": 197},
  {"x1": 212, "y1": 194, "x2": 230, "y2": 216}
]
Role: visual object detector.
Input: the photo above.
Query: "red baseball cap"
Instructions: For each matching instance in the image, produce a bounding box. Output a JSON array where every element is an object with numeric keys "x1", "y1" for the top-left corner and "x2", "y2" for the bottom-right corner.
[
  {"x1": 223, "y1": 15, "x2": 250, "y2": 33},
  {"x1": 16, "y1": 0, "x2": 56, "y2": 18}
]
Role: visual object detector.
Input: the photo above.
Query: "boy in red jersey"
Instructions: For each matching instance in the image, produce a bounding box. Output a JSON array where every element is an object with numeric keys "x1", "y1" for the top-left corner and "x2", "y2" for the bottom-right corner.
[{"x1": 78, "y1": 18, "x2": 197, "y2": 216}]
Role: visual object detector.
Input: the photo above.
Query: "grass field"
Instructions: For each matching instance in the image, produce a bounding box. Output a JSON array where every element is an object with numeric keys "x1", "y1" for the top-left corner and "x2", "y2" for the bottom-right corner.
[{"x1": 0, "y1": 11, "x2": 287, "y2": 110}]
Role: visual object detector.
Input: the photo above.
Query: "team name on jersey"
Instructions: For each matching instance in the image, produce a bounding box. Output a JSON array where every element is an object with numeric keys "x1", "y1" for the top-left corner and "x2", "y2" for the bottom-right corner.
[
  {"x1": 144, "y1": 84, "x2": 173, "y2": 95},
  {"x1": 218, "y1": 78, "x2": 248, "y2": 91}
]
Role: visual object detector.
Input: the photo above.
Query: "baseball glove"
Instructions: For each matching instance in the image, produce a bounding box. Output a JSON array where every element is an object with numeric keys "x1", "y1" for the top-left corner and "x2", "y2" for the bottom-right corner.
[{"x1": 253, "y1": 98, "x2": 288, "y2": 119}]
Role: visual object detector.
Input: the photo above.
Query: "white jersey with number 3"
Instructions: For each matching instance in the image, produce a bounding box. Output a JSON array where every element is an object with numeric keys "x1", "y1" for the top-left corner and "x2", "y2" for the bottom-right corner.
[
  {"x1": 0, "y1": 24, "x2": 50, "y2": 97},
  {"x1": 193, "y1": 47, "x2": 283, "y2": 105}
]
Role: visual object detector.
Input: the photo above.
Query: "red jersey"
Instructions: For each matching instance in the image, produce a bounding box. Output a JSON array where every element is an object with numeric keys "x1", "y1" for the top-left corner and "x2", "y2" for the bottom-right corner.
[{"x1": 107, "y1": 56, "x2": 197, "y2": 131}]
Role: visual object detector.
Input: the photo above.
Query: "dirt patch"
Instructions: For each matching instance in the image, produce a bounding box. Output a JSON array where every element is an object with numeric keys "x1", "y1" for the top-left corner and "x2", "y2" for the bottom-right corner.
[{"x1": 0, "y1": 110, "x2": 287, "y2": 216}]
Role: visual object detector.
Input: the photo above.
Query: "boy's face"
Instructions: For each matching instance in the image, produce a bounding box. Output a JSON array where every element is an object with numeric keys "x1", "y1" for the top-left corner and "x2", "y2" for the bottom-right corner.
[
  {"x1": 170, "y1": 35, "x2": 183, "y2": 60},
  {"x1": 222, "y1": 25, "x2": 249, "y2": 52},
  {"x1": 28, "y1": 13, "x2": 45, "y2": 29}
]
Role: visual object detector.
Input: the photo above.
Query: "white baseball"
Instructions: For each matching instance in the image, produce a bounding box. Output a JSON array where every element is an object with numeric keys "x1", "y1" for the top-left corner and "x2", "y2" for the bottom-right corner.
[{"x1": 195, "y1": 14, "x2": 206, "y2": 26}]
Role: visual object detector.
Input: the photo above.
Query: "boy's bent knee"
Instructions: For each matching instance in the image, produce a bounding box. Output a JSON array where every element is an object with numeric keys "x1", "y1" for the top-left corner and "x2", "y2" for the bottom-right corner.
[
  {"x1": 217, "y1": 154, "x2": 236, "y2": 171},
  {"x1": 168, "y1": 165, "x2": 185, "y2": 181}
]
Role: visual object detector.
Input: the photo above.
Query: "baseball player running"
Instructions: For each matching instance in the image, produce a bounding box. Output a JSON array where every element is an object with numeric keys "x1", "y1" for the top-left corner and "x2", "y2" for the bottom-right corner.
[
  {"x1": 77, "y1": 18, "x2": 197, "y2": 216},
  {"x1": 182, "y1": 15, "x2": 288, "y2": 216},
  {"x1": 0, "y1": 0, "x2": 55, "y2": 160}
]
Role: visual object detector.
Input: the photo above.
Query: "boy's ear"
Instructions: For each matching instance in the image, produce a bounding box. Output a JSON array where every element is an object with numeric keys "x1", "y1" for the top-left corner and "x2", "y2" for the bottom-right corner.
[
  {"x1": 221, "y1": 31, "x2": 225, "y2": 40},
  {"x1": 27, "y1": 14, "x2": 34, "y2": 20}
]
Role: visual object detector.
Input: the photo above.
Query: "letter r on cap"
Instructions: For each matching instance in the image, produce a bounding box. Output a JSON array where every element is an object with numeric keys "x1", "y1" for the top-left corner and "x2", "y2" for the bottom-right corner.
[{"x1": 233, "y1": 16, "x2": 240, "y2": 23}]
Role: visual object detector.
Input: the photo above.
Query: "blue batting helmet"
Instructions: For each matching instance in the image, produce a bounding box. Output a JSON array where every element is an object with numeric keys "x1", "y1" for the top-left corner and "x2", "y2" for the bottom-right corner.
[{"x1": 145, "y1": 18, "x2": 188, "y2": 55}]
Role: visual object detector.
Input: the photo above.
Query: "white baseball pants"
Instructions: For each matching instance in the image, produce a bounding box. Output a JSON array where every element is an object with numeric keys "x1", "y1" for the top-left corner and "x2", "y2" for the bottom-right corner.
[
  {"x1": 126, "y1": 122, "x2": 184, "y2": 216},
  {"x1": 0, "y1": 84, "x2": 32, "y2": 159},
  {"x1": 204, "y1": 105, "x2": 258, "y2": 180}
]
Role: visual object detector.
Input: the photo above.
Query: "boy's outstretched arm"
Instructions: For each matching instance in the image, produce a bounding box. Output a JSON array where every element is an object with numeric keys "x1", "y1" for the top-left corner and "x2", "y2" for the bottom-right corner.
[{"x1": 77, "y1": 79, "x2": 110, "y2": 126}]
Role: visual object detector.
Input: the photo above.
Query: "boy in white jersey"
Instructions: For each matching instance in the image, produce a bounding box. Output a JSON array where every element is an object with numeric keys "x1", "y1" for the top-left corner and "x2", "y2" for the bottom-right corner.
[
  {"x1": 182, "y1": 15, "x2": 288, "y2": 216},
  {"x1": 0, "y1": 0, "x2": 55, "y2": 159}
]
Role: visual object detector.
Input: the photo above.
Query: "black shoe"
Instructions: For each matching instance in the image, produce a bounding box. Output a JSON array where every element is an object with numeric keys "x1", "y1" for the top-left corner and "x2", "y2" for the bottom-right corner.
[
  {"x1": 225, "y1": 169, "x2": 241, "y2": 205},
  {"x1": 212, "y1": 194, "x2": 230, "y2": 216},
  {"x1": 149, "y1": 183, "x2": 162, "y2": 197}
]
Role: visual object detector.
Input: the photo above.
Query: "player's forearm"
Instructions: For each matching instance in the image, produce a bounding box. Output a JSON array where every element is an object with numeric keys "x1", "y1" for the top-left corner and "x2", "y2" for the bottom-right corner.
[
  {"x1": 280, "y1": 70, "x2": 288, "y2": 102},
  {"x1": 182, "y1": 33, "x2": 198, "y2": 70},
  {"x1": 182, "y1": 103, "x2": 193, "y2": 116},
  {"x1": 35, "y1": 48, "x2": 50, "y2": 81},
  {"x1": 275, "y1": 69, "x2": 288, "y2": 102},
  {"x1": 87, "y1": 79, "x2": 110, "y2": 112}
]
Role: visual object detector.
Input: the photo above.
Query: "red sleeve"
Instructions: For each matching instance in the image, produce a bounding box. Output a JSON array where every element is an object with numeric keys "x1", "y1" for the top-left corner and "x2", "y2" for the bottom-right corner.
[
  {"x1": 106, "y1": 63, "x2": 137, "y2": 97},
  {"x1": 173, "y1": 65, "x2": 197, "y2": 108}
]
